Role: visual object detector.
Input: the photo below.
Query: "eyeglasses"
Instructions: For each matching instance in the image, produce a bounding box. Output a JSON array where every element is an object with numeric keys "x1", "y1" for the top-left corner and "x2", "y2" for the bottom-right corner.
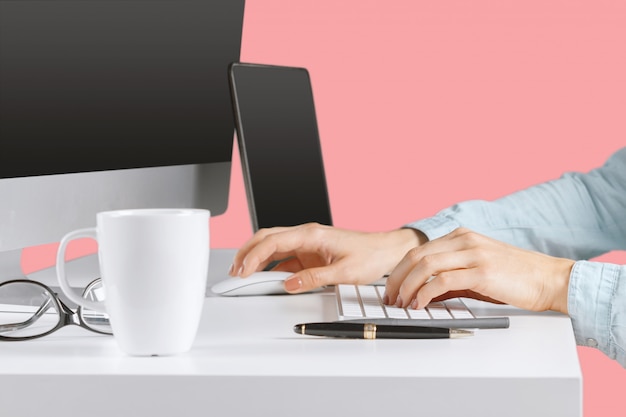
[{"x1": 0, "y1": 278, "x2": 112, "y2": 341}]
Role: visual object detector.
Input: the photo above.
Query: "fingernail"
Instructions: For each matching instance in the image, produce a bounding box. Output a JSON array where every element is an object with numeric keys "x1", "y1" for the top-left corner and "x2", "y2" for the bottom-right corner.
[
  {"x1": 228, "y1": 264, "x2": 234, "y2": 276},
  {"x1": 284, "y1": 277, "x2": 302, "y2": 292},
  {"x1": 411, "y1": 298, "x2": 419, "y2": 309},
  {"x1": 382, "y1": 292, "x2": 389, "y2": 305},
  {"x1": 395, "y1": 295, "x2": 403, "y2": 308},
  {"x1": 237, "y1": 265, "x2": 244, "y2": 276}
]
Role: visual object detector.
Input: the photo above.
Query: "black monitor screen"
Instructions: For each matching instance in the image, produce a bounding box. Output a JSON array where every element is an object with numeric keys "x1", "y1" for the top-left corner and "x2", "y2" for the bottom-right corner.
[
  {"x1": 0, "y1": 0, "x2": 244, "y2": 178},
  {"x1": 230, "y1": 63, "x2": 333, "y2": 230}
]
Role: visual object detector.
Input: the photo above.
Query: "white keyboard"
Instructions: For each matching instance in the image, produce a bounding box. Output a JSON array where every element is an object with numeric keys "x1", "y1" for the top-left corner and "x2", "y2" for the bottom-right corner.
[
  {"x1": 336, "y1": 284, "x2": 474, "y2": 320},
  {"x1": 335, "y1": 284, "x2": 510, "y2": 329}
]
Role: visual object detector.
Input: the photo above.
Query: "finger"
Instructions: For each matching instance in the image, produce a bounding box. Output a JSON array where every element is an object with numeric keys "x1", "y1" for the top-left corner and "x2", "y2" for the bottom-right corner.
[
  {"x1": 384, "y1": 232, "x2": 474, "y2": 306},
  {"x1": 396, "y1": 249, "x2": 479, "y2": 308},
  {"x1": 235, "y1": 228, "x2": 302, "y2": 276},
  {"x1": 283, "y1": 262, "x2": 346, "y2": 293},
  {"x1": 413, "y1": 268, "x2": 481, "y2": 309},
  {"x1": 230, "y1": 226, "x2": 290, "y2": 275},
  {"x1": 239, "y1": 223, "x2": 327, "y2": 277}
]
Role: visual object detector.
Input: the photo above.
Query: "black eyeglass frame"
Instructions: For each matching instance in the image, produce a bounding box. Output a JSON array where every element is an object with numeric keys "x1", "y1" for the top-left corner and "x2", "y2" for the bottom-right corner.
[{"x1": 0, "y1": 278, "x2": 112, "y2": 341}]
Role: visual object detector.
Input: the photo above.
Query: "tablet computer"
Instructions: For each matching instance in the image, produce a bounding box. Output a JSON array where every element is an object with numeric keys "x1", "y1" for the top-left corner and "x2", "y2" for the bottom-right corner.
[{"x1": 228, "y1": 63, "x2": 333, "y2": 231}]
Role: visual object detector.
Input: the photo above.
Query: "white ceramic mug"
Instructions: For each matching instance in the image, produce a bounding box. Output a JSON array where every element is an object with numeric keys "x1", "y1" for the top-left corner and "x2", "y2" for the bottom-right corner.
[{"x1": 56, "y1": 208, "x2": 210, "y2": 356}]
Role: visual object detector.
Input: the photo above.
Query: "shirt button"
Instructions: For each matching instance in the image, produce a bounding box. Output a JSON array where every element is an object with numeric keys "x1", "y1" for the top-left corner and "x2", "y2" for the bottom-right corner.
[{"x1": 586, "y1": 338, "x2": 598, "y2": 348}]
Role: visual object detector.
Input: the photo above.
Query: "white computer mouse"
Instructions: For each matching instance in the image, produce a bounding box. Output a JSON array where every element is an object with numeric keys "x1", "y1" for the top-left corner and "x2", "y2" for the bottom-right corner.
[{"x1": 210, "y1": 270, "x2": 293, "y2": 296}]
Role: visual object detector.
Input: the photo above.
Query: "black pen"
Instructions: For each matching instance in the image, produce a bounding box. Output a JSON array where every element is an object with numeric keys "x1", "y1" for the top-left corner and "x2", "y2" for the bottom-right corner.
[{"x1": 293, "y1": 322, "x2": 473, "y2": 339}]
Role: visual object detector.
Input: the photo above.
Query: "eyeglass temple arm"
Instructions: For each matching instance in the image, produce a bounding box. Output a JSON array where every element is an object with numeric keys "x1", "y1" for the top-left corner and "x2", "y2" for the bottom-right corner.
[{"x1": 0, "y1": 296, "x2": 55, "y2": 332}]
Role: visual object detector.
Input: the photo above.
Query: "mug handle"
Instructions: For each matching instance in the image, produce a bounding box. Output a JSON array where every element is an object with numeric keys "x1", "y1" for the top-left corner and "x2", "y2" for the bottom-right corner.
[{"x1": 56, "y1": 228, "x2": 106, "y2": 313}]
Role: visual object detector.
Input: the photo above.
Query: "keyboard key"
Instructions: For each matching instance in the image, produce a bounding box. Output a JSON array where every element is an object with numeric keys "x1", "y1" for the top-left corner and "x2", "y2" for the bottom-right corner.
[
  {"x1": 384, "y1": 305, "x2": 410, "y2": 319},
  {"x1": 358, "y1": 286, "x2": 387, "y2": 318},
  {"x1": 444, "y1": 298, "x2": 475, "y2": 319},
  {"x1": 426, "y1": 302, "x2": 453, "y2": 319},
  {"x1": 337, "y1": 285, "x2": 363, "y2": 317},
  {"x1": 406, "y1": 308, "x2": 431, "y2": 319}
]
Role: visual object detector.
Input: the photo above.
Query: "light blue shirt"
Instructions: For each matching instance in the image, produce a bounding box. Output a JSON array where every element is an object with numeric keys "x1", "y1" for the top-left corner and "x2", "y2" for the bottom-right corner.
[{"x1": 406, "y1": 148, "x2": 626, "y2": 368}]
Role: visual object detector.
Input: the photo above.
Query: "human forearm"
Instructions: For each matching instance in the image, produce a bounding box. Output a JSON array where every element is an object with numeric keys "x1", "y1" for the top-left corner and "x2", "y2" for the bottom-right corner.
[{"x1": 407, "y1": 149, "x2": 626, "y2": 260}]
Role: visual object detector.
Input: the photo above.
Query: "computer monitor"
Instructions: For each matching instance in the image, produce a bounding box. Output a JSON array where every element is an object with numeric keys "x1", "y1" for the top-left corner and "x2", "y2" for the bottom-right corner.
[{"x1": 0, "y1": 0, "x2": 246, "y2": 280}]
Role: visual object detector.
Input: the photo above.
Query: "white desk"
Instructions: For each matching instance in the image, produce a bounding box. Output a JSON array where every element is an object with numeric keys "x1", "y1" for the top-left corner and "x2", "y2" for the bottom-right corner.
[{"x1": 0, "y1": 250, "x2": 582, "y2": 417}]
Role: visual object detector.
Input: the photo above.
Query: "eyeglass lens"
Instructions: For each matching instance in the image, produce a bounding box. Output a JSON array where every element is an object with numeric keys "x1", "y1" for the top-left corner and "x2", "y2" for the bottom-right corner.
[
  {"x1": 0, "y1": 279, "x2": 112, "y2": 339},
  {"x1": 80, "y1": 279, "x2": 111, "y2": 334},
  {"x1": 0, "y1": 281, "x2": 61, "y2": 338}
]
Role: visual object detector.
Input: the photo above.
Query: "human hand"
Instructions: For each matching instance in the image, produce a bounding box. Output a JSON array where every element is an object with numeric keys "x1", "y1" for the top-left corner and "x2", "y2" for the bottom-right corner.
[
  {"x1": 384, "y1": 228, "x2": 574, "y2": 314},
  {"x1": 230, "y1": 223, "x2": 426, "y2": 293}
]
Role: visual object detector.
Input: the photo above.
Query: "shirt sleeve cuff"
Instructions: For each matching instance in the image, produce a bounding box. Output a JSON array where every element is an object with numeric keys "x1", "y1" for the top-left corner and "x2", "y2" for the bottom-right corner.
[
  {"x1": 568, "y1": 260, "x2": 624, "y2": 365},
  {"x1": 404, "y1": 214, "x2": 461, "y2": 241}
]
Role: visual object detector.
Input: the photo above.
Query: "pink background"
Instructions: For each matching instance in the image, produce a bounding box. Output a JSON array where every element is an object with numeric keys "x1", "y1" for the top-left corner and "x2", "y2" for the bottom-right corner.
[{"x1": 21, "y1": 1, "x2": 625, "y2": 415}]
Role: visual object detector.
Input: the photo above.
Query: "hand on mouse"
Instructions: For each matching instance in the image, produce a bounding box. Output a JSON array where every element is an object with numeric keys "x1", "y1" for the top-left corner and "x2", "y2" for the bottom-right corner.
[{"x1": 230, "y1": 223, "x2": 426, "y2": 293}]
